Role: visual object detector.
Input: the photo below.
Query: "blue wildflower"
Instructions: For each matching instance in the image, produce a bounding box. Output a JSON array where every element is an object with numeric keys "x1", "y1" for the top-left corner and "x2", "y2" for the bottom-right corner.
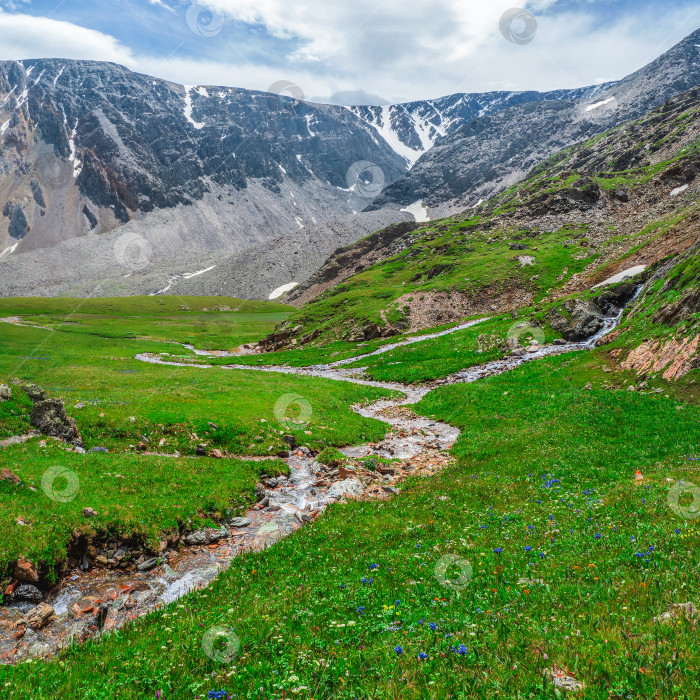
[
  {"x1": 394, "y1": 646, "x2": 403, "y2": 655},
  {"x1": 429, "y1": 622, "x2": 437, "y2": 631}
]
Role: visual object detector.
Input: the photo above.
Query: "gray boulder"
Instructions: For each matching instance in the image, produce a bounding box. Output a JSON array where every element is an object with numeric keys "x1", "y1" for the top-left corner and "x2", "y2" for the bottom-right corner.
[
  {"x1": 0, "y1": 384, "x2": 11, "y2": 402},
  {"x1": 22, "y1": 383, "x2": 46, "y2": 402},
  {"x1": 30, "y1": 398, "x2": 82, "y2": 445},
  {"x1": 327, "y1": 478, "x2": 365, "y2": 500}
]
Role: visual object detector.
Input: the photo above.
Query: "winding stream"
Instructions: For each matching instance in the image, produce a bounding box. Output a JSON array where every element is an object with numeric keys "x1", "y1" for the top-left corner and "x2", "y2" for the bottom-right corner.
[{"x1": 0, "y1": 302, "x2": 635, "y2": 663}]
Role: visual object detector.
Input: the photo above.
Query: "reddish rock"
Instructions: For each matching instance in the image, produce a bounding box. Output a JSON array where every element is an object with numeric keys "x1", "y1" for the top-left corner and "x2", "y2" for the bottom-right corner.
[
  {"x1": 621, "y1": 334, "x2": 699, "y2": 381},
  {"x1": 13, "y1": 557, "x2": 39, "y2": 583},
  {"x1": 209, "y1": 449, "x2": 224, "y2": 459},
  {"x1": 0, "y1": 468, "x2": 21, "y2": 485},
  {"x1": 339, "y1": 466, "x2": 357, "y2": 479}
]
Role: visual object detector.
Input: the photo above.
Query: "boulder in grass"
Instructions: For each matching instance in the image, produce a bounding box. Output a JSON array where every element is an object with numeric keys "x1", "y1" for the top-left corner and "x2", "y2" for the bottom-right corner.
[
  {"x1": 30, "y1": 398, "x2": 82, "y2": 445},
  {"x1": 22, "y1": 383, "x2": 46, "y2": 402},
  {"x1": 0, "y1": 468, "x2": 21, "y2": 485},
  {"x1": 0, "y1": 384, "x2": 11, "y2": 402}
]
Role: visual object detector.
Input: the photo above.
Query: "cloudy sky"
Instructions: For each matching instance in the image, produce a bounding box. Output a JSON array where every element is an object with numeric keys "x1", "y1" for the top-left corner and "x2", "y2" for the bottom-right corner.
[{"x1": 0, "y1": 0, "x2": 698, "y2": 104}]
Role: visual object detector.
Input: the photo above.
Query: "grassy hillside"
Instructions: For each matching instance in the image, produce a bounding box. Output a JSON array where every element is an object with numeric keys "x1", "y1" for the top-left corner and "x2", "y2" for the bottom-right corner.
[
  {"x1": 266, "y1": 89, "x2": 700, "y2": 348},
  {"x1": 0, "y1": 92, "x2": 699, "y2": 700}
]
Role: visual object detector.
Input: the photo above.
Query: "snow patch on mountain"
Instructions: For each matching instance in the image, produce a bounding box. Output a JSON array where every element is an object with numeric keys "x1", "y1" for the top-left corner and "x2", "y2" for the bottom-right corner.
[
  {"x1": 401, "y1": 200, "x2": 430, "y2": 223},
  {"x1": 183, "y1": 86, "x2": 205, "y2": 129},
  {"x1": 269, "y1": 282, "x2": 298, "y2": 300}
]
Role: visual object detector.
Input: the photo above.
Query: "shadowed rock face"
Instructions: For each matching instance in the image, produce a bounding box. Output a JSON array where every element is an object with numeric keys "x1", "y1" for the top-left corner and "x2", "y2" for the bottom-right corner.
[
  {"x1": 0, "y1": 58, "x2": 408, "y2": 261},
  {"x1": 548, "y1": 284, "x2": 639, "y2": 343}
]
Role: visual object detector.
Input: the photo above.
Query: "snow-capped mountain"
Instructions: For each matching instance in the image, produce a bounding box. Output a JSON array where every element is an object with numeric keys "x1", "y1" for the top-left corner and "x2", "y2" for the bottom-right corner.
[
  {"x1": 1, "y1": 27, "x2": 700, "y2": 300},
  {"x1": 369, "y1": 27, "x2": 700, "y2": 214},
  {"x1": 349, "y1": 85, "x2": 615, "y2": 167}
]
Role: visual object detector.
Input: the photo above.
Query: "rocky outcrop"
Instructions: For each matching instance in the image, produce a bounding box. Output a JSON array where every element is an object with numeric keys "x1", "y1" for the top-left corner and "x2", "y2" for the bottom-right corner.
[
  {"x1": 369, "y1": 27, "x2": 700, "y2": 213},
  {"x1": 30, "y1": 398, "x2": 82, "y2": 446},
  {"x1": 0, "y1": 384, "x2": 11, "y2": 401},
  {"x1": 653, "y1": 288, "x2": 700, "y2": 326},
  {"x1": 22, "y1": 383, "x2": 46, "y2": 402},
  {"x1": 548, "y1": 284, "x2": 638, "y2": 342},
  {"x1": 621, "y1": 335, "x2": 700, "y2": 381}
]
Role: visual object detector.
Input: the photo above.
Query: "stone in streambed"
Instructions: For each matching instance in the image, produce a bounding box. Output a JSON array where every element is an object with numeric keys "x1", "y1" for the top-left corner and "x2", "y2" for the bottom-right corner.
[
  {"x1": 13, "y1": 584, "x2": 43, "y2": 603},
  {"x1": 229, "y1": 517, "x2": 251, "y2": 528},
  {"x1": 137, "y1": 558, "x2": 160, "y2": 572},
  {"x1": 20, "y1": 603, "x2": 56, "y2": 630},
  {"x1": 184, "y1": 530, "x2": 208, "y2": 545},
  {"x1": 327, "y1": 478, "x2": 365, "y2": 500}
]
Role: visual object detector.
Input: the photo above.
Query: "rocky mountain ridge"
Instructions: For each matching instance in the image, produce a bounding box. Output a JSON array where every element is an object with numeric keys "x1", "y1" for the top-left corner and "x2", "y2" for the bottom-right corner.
[
  {"x1": 260, "y1": 85, "x2": 700, "y2": 347},
  {"x1": 369, "y1": 27, "x2": 700, "y2": 215},
  {"x1": 1, "y1": 27, "x2": 699, "y2": 300}
]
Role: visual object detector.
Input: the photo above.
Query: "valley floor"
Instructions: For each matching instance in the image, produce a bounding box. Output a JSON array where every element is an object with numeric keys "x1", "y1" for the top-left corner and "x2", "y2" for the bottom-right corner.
[{"x1": 0, "y1": 295, "x2": 698, "y2": 698}]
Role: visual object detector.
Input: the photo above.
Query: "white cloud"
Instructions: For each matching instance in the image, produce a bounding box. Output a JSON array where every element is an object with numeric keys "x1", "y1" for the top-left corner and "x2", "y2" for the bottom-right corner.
[
  {"x1": 0, "y1": 2, "x2": 697, "y2": 104},
  {"x1": 182, "y1": 0, "x2": 700, "y2": 101},
  {"x1": 0, "y1": 9, "x2": 136, "y2": 65}
]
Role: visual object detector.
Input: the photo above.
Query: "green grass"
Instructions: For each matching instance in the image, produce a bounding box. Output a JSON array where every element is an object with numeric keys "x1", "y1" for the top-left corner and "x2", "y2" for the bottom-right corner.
[
  {"x1": 0, "y1": 296, "x2": 293, "y2": 351},
  {"x1": 0, "y1": 441, "x2": 286, "y2": 581},
  {"x1": 1, "y1": 90, "x2": 700, "y2": 698},
  {"x1": 0, "y1": 318, "x2": 395, "y2": 459},
  {"x1": 279, "y1": 224, "x2": 596, "y2": 342},
  {"x1": 3, "y1": 351, "x2": 699, "y2": 698},
  {"x1": 342, "y1": 316, "x2": 553, "y2": 383}
]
